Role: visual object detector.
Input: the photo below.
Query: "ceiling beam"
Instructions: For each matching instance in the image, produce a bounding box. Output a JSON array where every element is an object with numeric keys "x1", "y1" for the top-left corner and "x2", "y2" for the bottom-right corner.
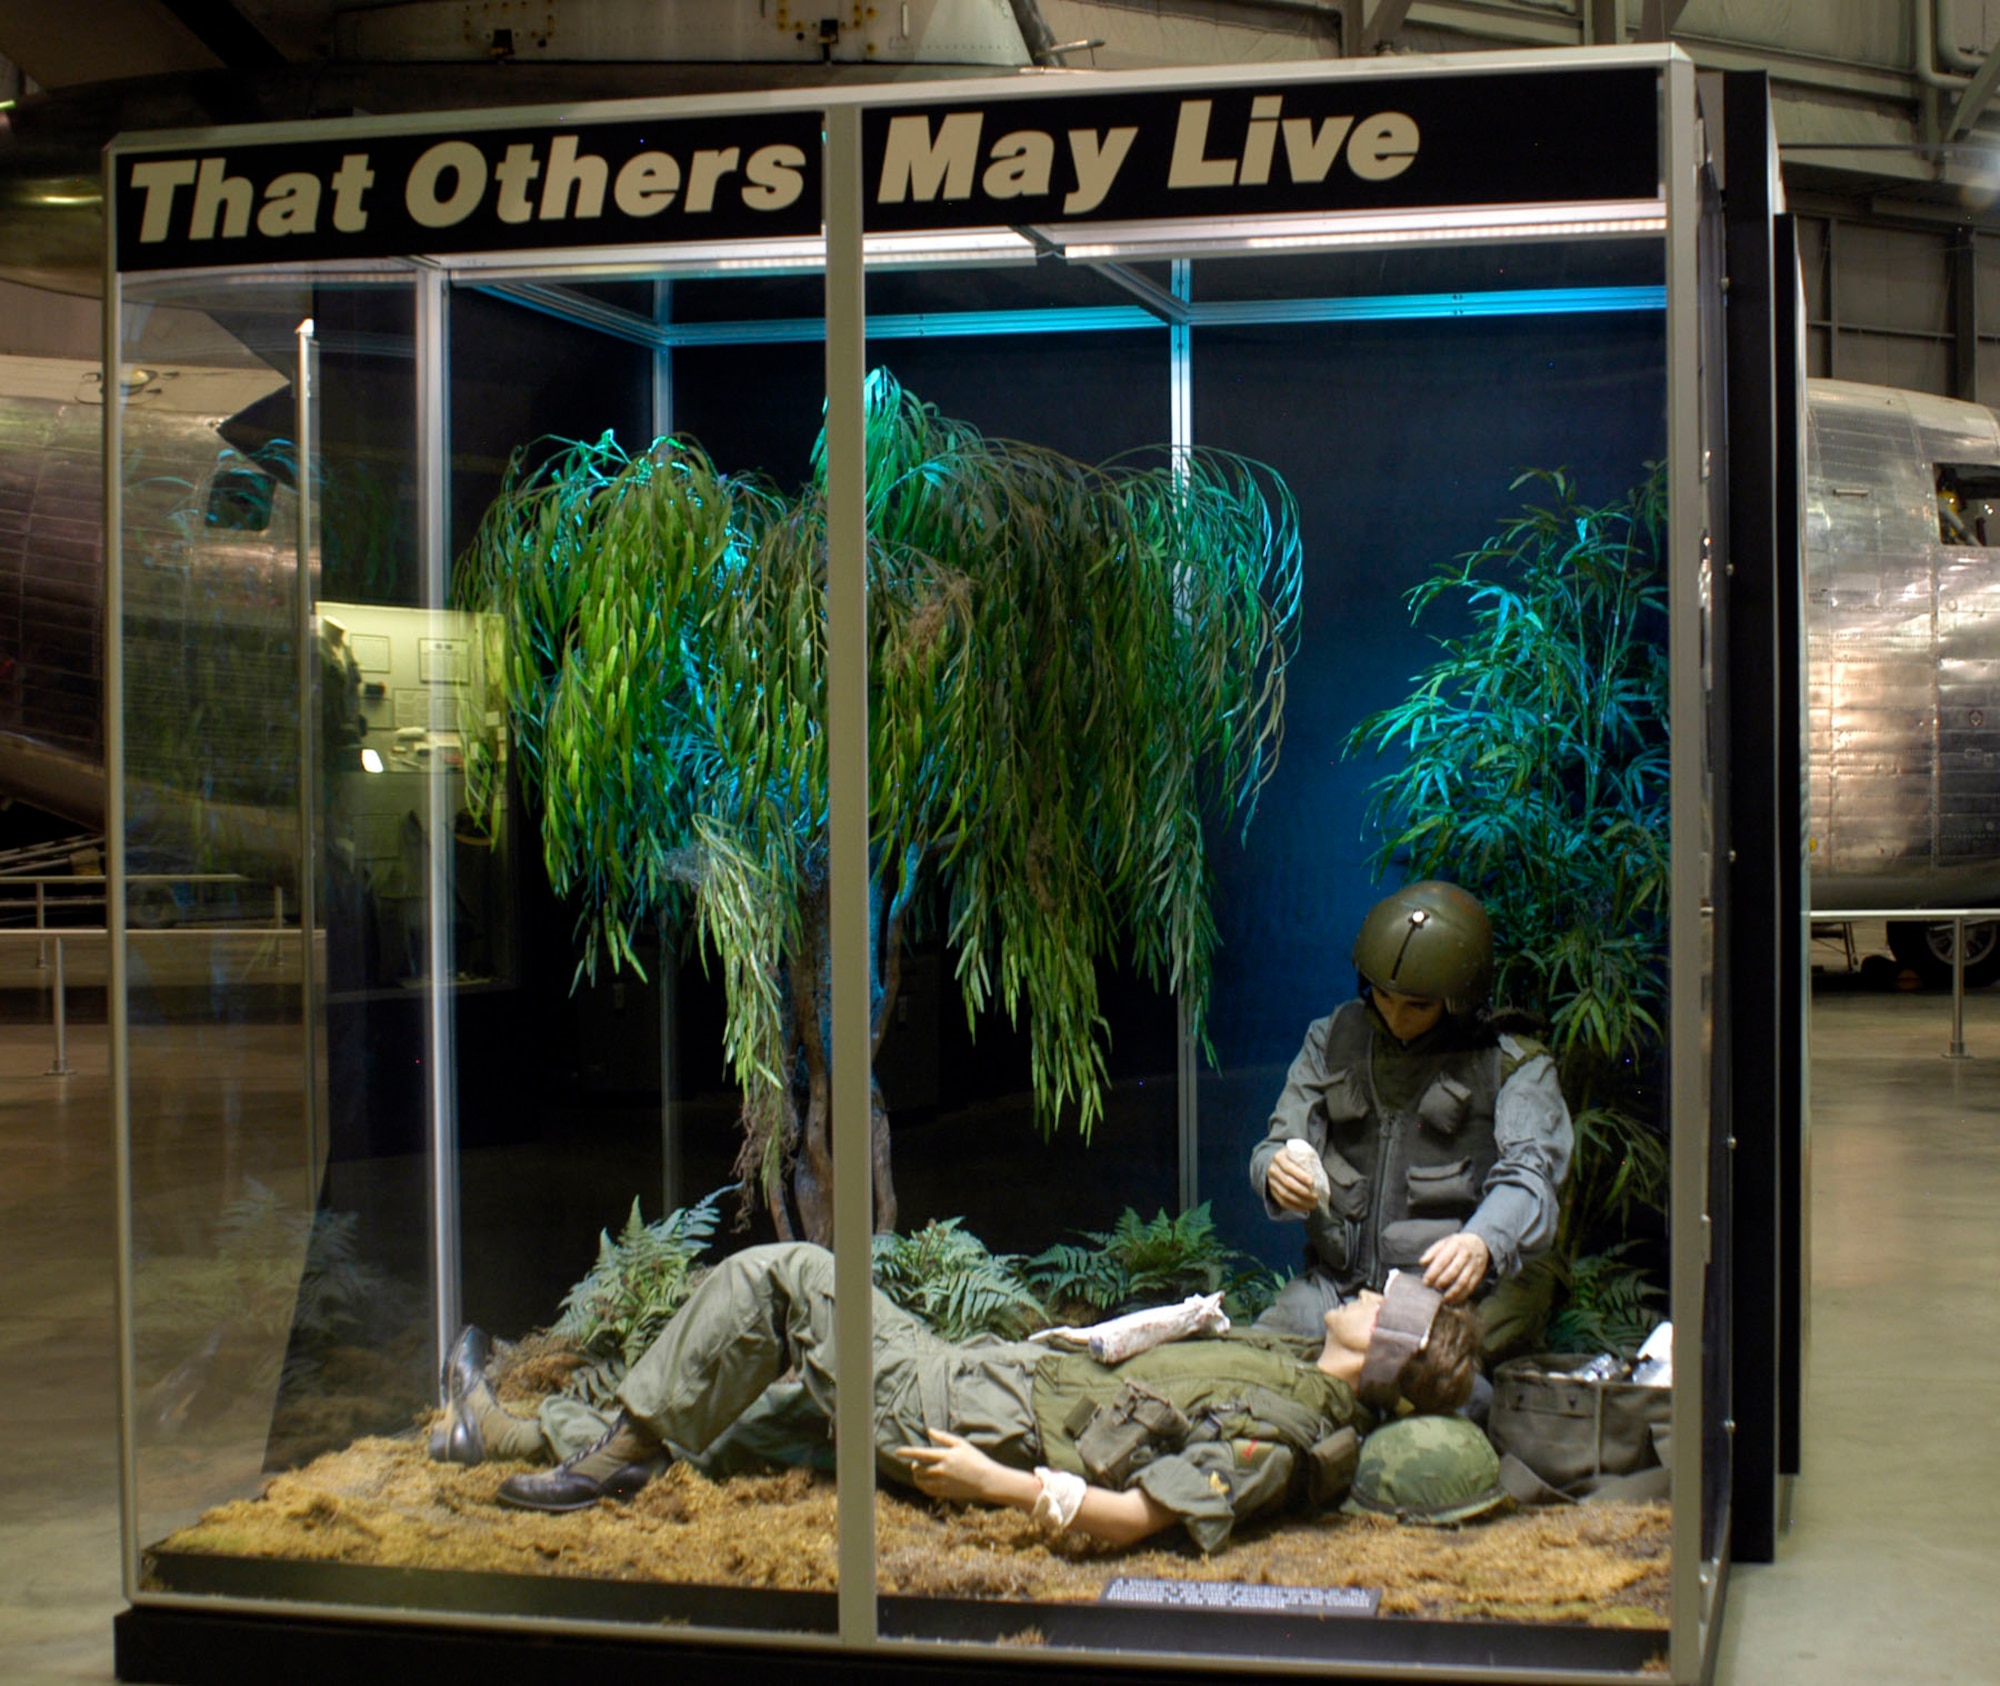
[
  {"x1": 155, "y1": 0, "x2": 286, "y2": 69},
  {"x1": 1638, "y1": 0, "x2": 1689, "y2": 43},
  {"x1": 0, "y1": 0, "x2": 221, "y2": 87},
  {"x1": 1946, "y1": 29, "x2": 2000, "y2": 141}
]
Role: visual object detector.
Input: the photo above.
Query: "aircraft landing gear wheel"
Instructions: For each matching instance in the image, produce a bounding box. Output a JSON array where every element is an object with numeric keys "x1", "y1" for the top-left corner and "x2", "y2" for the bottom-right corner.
[{"x1": 1886, "y1": 919, "x2": 2000, "y2": 990}]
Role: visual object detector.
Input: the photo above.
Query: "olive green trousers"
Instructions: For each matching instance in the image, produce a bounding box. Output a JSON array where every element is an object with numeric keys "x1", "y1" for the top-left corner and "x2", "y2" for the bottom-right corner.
[{"x1": 538, "y1": 1242, "x2": 1043, "y2": 1485}]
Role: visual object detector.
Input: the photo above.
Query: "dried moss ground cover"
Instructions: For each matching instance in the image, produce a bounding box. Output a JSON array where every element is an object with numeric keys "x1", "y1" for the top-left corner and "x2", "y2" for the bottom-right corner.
[{"x1": 153, "y1": 1429, "x2": 1669, "y2": 1629}]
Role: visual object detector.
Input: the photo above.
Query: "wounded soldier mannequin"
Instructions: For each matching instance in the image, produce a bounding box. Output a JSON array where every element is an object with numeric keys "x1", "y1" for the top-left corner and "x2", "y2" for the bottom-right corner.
[{"x1": 432, "y1": 1244, "x2": 1477, "y2": 1553}]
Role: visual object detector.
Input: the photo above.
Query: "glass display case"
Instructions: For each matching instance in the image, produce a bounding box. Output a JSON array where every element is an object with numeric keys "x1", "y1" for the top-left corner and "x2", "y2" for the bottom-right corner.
[{"x1": 106, "y1": 46, "x2": 1756, "y2": 1684}]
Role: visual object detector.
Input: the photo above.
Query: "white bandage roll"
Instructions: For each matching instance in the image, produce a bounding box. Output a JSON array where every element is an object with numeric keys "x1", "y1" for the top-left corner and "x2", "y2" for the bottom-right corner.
[
  {"x1": 1283, "y1": 1136, "x2": 1332, "y2": 1204},
  {"x1": 1031, "y1": 1466, "x2": 1087, "y2": 1532}
]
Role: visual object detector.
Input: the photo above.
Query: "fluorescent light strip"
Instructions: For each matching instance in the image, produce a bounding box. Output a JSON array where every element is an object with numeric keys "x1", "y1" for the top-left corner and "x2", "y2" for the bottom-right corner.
[
  {"x1": 659, "y1": 286, "x2": 1666, "y2": 348},
  {"x1": 1052, "y1": 199, "x2": 1668, "y2": 261},
  {"x1": 443, "y1": 203, "x2": 1660, "y2": 281},
  {"x1": 456, "y1": 230, "x2": 1041, "y2": 282},
  {"x1": 665, "y1": 306, "x2": 1160, "y2": 346},
  {"x1": 1192, "y1": 285, "x2": 1668, "y2": 325}
]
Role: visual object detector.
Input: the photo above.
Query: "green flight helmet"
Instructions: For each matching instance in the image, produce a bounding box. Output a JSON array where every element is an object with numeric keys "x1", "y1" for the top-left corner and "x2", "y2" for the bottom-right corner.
[
  {"x1": 1352, "y1": 881, "x2": 1493, "y2": 1013},
  {"x1": 1341, "y1": 1415, "x2": 1508, "y2": 1526}
]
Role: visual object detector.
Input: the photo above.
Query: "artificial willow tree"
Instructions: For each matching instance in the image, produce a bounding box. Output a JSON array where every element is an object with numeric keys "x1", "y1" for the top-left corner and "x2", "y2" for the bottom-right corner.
[
  {"x1": 458, "y1": 371, "x2": 1301, "y2": 1244},
  {"x1": 1344, "y1": 465, "x2": 1672, "y2": 1354}
]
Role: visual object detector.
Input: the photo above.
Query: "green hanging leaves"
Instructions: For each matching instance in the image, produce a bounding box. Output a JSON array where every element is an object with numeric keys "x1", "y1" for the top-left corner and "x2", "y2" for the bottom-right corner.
[{"x1": 457, "y1": 371, "x2": 1301, "y2": 1211}]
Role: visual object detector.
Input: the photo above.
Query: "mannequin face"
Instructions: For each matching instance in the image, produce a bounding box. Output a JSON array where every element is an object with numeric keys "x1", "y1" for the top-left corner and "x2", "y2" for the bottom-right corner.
[
  {"x1": 1317, "y1": 1290, "x2": 1384, "y2": 1376},
  {"x1": 1371, "y1": 987, "x2": 1444, "y2": 1043}
]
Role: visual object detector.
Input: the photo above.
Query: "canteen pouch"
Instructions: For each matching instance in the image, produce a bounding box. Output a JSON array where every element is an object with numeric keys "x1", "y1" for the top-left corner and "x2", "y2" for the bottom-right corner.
[{"x1": 1070, "y1": 1380, "x2": 1192, "y2": 1487}]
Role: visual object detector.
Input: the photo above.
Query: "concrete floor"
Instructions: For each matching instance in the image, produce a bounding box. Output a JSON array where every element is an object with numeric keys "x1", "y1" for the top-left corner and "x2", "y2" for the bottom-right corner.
[{"x1": 2, "y1": 984, "x2": 1997, "y2": 1684}]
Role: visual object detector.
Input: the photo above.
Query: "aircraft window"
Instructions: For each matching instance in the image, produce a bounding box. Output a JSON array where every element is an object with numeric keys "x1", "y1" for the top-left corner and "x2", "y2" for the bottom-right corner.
[
  {"x1": 206, "y1": 467, "x2": 275, "y2": 533},
  {"x1": 1936, "y1": 465, "x2": 2000, "y2": 546}
]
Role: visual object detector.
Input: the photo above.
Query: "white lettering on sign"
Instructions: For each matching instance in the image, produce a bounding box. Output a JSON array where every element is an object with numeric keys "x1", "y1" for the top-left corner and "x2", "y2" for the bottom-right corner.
[
  {"x1": 541, "y1": 135, "x2": 608, "y2": 220},
  {"x1": 684, "y1": 148, "x2": 742, "y2": 214},
  {"x1": 191, "y1": 158, "x2": 253, "y2": 240},
  {"x1": 493, "y1": 143, "x2": 541, "y2": 226},
  {"x1": 407, "y1": 140, "x2": 488, "y2": 229},
  {"x1": 872, "y1": 94, "x2": 1420, "y2": 220},
  {"x1": 1168, "y1": 96, "x2": 1417, "y2": 192},
  {"x1": 878, "y1": 112, "x2": 983, "y2": 203},
  {"x1": 982, "y1": 130, "x2": 1054, "y2": 200},
  {"x1": 1065, "y1": 128, "x2": 1137, "y2": 214},
  {"x1": 1239, "y1": 95, "x2": 1282, "y2": 187},
  {"x1": 131, "y1": 153, "x2": 375, "y2": 241},
  {"x1": 1281, "y1": 115, "x2": 1356, "y2": 184},
  {"x1": 256, "y1": 172, "x2": 321, "y2": 236},
  {"x1": 126, "y1": 130, "x2": 807, "y2": 250},
  {"x1": 130, "y1": 159, "x2": 197, "y2": 242},
  {"x1": 615, "y1": 151, "x2": 682, "y2": 216},
  {"x1": 330, "y1": 155, "x2": 374, "y2": 231},
  {"x1": 1169, "y1": 101, "x2": 1237, "y2": 189},
  {"x1": 1347, "y1": 111, "x2": 1421, "y2": 181},
  {"x1": 743, "y1": 144, "x2": 808, "y2": 210}
]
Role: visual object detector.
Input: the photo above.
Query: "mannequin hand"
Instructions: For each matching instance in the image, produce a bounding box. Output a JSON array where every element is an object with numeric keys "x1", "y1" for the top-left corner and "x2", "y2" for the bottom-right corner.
[
  {"x1": 897, "y1": 1430, "x2": 1011, "y2": 1504},
  {"x1": 1265, "y1": 1152, "x2": 1321, "y2": 1214},
  {"x1": 1419, "y1": 1231, "x2": 1491, "y2": 1303}
]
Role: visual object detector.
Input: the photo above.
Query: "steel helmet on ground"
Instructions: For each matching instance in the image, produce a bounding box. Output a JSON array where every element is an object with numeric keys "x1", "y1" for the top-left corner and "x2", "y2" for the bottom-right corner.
[
  {"x1": 1352, "y1": 881, "x2": 1493, "y2": 1012},
  {"x1": 1341, "y1": 1415, "x2": 1508, "y2": 1525}
]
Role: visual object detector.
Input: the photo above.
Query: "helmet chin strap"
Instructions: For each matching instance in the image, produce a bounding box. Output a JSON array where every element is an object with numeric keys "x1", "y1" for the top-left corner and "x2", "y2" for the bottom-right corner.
[{"x1": 1357, "y1": 1272, "x2": 1444, "y2": 1412}]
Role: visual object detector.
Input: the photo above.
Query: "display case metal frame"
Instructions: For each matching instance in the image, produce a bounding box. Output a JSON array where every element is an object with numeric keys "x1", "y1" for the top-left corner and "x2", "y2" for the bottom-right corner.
[{"x1": 103, "y1": 44, "x2": 1740, "y2": 1685}]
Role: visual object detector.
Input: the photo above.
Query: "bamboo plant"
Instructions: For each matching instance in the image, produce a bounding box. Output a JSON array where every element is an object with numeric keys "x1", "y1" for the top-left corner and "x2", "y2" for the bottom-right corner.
[
  {"x1": 1344, "y1": 466, "x2": 1672, "y2": 1348},
  {"x1": 457, "y1": 371, "x2": 1302, "y2": 1243}
]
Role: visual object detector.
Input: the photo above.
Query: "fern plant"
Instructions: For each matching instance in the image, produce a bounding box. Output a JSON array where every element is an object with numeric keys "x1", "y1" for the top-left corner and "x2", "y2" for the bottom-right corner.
[
  {"x1": 1344, "y1": 466, "x2": 1672, "y2": 1292},
  {"x1": 553, "y1": 1189, "x2": 725, "y2": 1370},
  {"x1": 1544, "y1": 1244, "x2": 1666, "y2": 1358},
  {"x1": 1024, "y1": 1204, "x2": 1276, "y2": 1323},
  {"x1": 871, "y1": 1218, "x2": 1045, "y2": 1341}
]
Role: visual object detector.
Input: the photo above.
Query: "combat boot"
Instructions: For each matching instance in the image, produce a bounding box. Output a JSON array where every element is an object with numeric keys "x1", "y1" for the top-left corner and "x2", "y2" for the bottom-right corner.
[
  {"x1": 429, "y1": 1326, "x2": 543, "y2": 1465},
  {"x1": 496, "y1": 1411, "x2": 665, "y2": 1512}
]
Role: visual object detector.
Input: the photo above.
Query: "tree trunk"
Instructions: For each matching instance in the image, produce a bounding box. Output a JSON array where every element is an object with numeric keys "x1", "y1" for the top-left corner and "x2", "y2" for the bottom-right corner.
[
  {"x1": 790, "y1": 894, "x2": 835, "y2": 1244},
  {"x1": 870, "y1": 1079, "x2": 897, "y2": 1234},
  {"x1": 771, "y1": 877, "x2": 903, "y2": 1245}
]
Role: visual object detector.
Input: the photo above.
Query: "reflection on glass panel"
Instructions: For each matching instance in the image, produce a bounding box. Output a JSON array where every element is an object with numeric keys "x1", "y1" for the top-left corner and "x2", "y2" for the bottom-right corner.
[
  {"x1": 117, "y1": 225, "x2": 1682, "y2": 1671},
  {"x1": 119, "y1": 280, "x2": 421, "y2": 1561}
]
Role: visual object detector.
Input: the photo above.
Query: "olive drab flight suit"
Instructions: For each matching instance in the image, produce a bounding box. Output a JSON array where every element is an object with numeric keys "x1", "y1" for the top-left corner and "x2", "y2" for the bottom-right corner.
[
  {"x1": 1249, "y1": 998, "x2": 1572, "y2": 1339},
  {"x1": 533, "y1": 1241, "x2": 1370, "y2": 1553}
]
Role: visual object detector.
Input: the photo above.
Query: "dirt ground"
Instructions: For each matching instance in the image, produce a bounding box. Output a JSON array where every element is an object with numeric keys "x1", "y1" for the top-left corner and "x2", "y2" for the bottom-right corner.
[{"x1": 152, "y1": 1427, "x2": 1671, "y2": 1628}]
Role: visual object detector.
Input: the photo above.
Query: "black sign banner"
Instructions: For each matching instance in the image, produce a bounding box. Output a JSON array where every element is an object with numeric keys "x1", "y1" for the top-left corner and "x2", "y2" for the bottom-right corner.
[
  {"x1": 860, "y1": 67, "x2": 1659, "y2": 233},
  {"x1": 113, "y1": 109, "x2": 826, "y2": 272},
  {"x1": 111, "y1": 66, "x2": 1661, "y2": 272}
]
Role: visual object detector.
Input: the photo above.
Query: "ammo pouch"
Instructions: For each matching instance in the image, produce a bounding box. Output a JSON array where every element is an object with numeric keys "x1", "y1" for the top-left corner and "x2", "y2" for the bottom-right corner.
[
  {"x1": 1305, "y1": 1426, "x2": 1361, "y2": 1509},
  {"x1": 1069, "y1": 1381, "x2": 1191, "y2": 1487},
  {"x1": 1488, "y1": 1354, "x2": 1672, "y2": 1500}
]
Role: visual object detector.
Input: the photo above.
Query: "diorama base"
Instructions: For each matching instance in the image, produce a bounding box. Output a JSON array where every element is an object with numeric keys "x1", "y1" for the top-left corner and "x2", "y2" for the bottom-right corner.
[{"x1": 122, "y1": 1554, "x2": 1665, "y2": 1685}]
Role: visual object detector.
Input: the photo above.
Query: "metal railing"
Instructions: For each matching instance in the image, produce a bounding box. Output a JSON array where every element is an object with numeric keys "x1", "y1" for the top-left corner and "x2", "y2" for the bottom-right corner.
[
  {"x1": 1, "y1": 871, "x2": 290, "y2": 1075},
  {"x1": 1811, "y1": 907, "x2": 2000, "y2": 1059}
]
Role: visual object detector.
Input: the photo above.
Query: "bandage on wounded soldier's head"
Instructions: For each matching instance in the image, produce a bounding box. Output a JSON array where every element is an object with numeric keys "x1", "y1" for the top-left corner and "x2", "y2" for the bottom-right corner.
[{"x1": 1357, "y1": 1273, "x2": 1445, "y2": 1412}]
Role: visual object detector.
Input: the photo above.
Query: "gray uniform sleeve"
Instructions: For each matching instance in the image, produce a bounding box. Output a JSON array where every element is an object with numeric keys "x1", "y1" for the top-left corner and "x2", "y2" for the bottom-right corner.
[
  {"x1": 1460, "y1": 1037, "x2": 1573, "y2": 1280},
  {"x1": 1249, "y1": 1015, "x2": 1337, "y2": 1221}
]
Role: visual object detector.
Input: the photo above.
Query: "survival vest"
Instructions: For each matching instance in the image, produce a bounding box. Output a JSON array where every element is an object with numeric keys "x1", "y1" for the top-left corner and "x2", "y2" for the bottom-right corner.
[{"x1": 1303, "y1": 999, "x2": 1513, "y2": 1294}]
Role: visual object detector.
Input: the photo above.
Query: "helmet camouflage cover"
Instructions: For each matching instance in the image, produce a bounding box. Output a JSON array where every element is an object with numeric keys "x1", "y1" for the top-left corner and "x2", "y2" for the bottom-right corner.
[
  {"x1": 1352, "y1": 881, "x2": 1493, "y2": 1012},
  {"x1": 1341, "y1": 1415, "x2": 1508, "y2": 1526}
]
